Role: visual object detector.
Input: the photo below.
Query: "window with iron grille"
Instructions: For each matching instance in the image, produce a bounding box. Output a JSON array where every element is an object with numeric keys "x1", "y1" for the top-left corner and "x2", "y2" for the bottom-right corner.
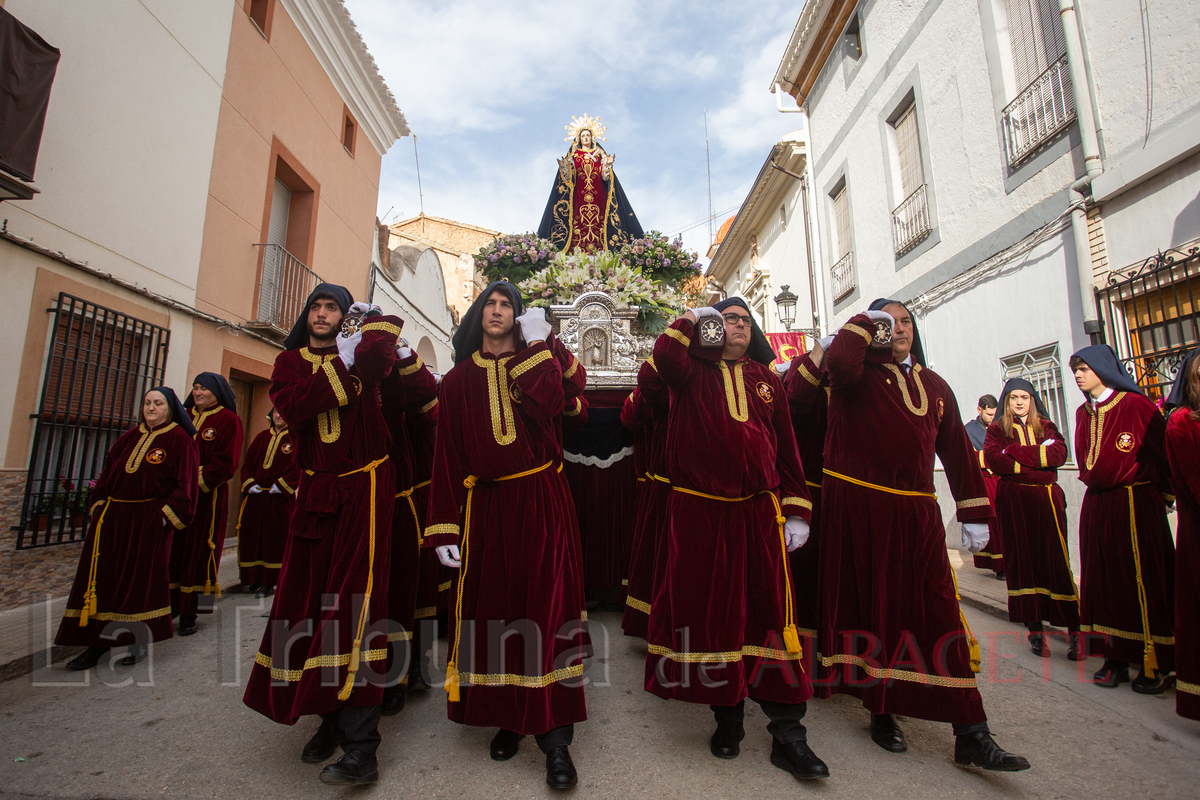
[
  {"x1": 16, "y1": 294, "x2": 170, "y2": 548},
  {"x1": 1000, "y1": 0, "x2": 1074, "y2": 165},
  {"x1": 830, "y1": 179, "x2": 856, "y2": 302},
  {"x1": 999, "y1": 343, "x2": 1073, "y2": 460},
  {"x1": 889, "y1": 102, "x2": 931, "y2": 255}
]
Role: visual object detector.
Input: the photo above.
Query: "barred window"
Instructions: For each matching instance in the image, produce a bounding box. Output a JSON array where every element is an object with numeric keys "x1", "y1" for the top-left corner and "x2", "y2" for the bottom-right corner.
[{"x1": 999, "y1": 343, "x2": 1072, "y2": 461}]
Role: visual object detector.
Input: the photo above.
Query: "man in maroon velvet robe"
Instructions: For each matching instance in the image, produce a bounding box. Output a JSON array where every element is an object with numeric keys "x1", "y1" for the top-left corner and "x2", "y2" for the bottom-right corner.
[
  {"x1": 644, "y1": 298, "x2": 829, "y2": 782},
  {"x1": 966, "y1": 395, "x2": 1005, "y2": 578},
  {"x1": 1070, "y1": 345, "x2": 1175, "y2": 694},
  {"x1": 819, "y1": 299, "x2": 1029, "y2": 771},
  {"x1": 407, "y1": 387, "x2": 443, "y2": 691},
  {"x1": 236, "y1": 408, "x2": 300, "y2": 596},
  {"x1": 423, "y1": 281, "x2": 588, "y2": 790},
  {"x1": 377, "y1": 340, "x2": 438, "y2": 716},
  {"x1": 243, "y1": 285, "x2": 400, "y2": 786},
  {"x1": 170, "y1": 372, "x2": 242, "y2": 635}
]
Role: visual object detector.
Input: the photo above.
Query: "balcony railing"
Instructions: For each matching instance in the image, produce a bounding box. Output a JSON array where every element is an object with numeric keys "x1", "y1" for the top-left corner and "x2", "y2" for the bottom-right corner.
[
  {"x1": 1002, "y1": 55, "x2": 1076, "y2": 167},
  {"x1": 831, "y1": 251, "x2": 856, "y2": 303},
  {"x1": 251, "y1": 243, "x2": 322, "y2": 336},
  {"x1": 891, "y1": 183, "x2": 932, "y2": 256}
]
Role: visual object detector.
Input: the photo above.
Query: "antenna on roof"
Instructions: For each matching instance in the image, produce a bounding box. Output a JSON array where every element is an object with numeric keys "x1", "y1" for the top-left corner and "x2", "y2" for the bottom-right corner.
[
  {"x1": 704, "y1": 110, "x2": 713, "y2": 245},
  {"x1": 413, "y1": 134, "x2": 425, "y2": 218}
]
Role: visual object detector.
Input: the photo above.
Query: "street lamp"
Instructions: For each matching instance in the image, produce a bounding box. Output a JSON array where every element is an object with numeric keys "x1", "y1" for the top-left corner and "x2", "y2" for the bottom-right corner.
[{"x1": 774, "y1": 285, "x2": 798, "y2": 332}]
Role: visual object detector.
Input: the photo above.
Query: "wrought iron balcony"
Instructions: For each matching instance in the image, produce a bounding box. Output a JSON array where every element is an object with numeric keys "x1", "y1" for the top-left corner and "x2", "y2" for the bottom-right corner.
[
  {"x1": 831, "y1": 251, "x2": 856, "y2": 303},
  {"x1": 250, "y1": 243, "x2": 323, "y2": 337},
  {"x1": 892, "y1": 184, "x2": 932, "y2": 256},
  {"x1": 1002, "y1": 55, "x2": 1076, "y2": 167}
]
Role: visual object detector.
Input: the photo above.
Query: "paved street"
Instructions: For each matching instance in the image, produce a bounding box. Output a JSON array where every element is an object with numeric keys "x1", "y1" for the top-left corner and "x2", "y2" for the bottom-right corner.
[{"x1": 1, "y1": 586, "x2": 1198, "y2": 800}]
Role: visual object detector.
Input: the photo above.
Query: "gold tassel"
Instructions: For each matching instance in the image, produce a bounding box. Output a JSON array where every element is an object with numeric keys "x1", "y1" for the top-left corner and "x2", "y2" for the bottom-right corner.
[
  {"x1": 968, "y1": 635, "x2": 981, "y2": 674},
  {"x1": 783, "y1": 624, "x2": 803, "y2": 656},
  {"x1": 337, "y1": 639, "x2": 362, "y2": 701},
  {"x1": 1143, "y1": 642, "x2": 1158, "y2": 679},
  {"x1": 204, "y1": 579, "x2": 212, "y2": 595},
  {"x1": 214, "y1": 582, "x2": 222, "y2": 599},
  {"x1": 79, "y1": 598, "x2": 90, "y2": 628},
  {"x1": 445, "y1": 662, "x2": 460, "y2": 702}
]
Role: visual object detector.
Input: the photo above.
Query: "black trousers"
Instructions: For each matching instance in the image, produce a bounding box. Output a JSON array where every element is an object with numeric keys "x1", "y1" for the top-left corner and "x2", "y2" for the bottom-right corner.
[
  {"x1": 711, "y1": 699, "x2": 808, "y2": 744},
  {"x1": 500, "y1": 724, "x2": 574, "y2": 753},
  {"x1": 320, "y1": 705, "x2": 382, "y2": 756},
  {"x1": 870, "y1": 710, "x2": 990, "y2": 737}
]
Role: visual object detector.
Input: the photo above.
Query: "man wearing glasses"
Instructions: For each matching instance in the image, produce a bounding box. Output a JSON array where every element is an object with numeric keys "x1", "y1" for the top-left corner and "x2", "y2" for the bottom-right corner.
[{"x1": 643, "y1": 297, "x2": 829, "y2": 782}]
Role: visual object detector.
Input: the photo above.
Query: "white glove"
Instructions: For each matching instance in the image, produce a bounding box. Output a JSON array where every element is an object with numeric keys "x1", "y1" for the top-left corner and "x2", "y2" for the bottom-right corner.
[
  {"x1": 436, "y1": 544, "x2": 461, "y2": 568},
  {"x1": 774, "y1": 360, "x2": 791, "y2": 375},
  {"x1": 516, "y1": 307, "x2": 552, "y2": 342},
  {"x1": 784, "y1": 517, "x2": 810, "y2": 552},
  {"x1": 431, "y1": 372, "x2": 443, "y2": 384},
  {"x1": 268, "y1": 485, "x2": 282, "y2": 495},
  {"x1": 397, "y1": 345, "x2": 413, "y2": 360},
  {"x1": 1041, "y1": 439, "x2": 1055, "y2": 446},
  {"x1": 336, "y1": 330, "x2": 361, "y2": 369},
  {"x1": 248, "y1": 484, "x2": 264, "y2": 494},
  {"x1": 961, "y1": 522, "x2": 990, "y2": 553},
  {"x1": 864, "y1": 309, "x2": 895, "y2": 330},
  {"x1": 348, "y1": 301, "x2": 382, "y2": 316},
  {"x1": 818, "y1": 335, "x2": 835, "y2": 351},
  {"x1": 689, "y1": 306, "x2": 722, "y2": 322}
]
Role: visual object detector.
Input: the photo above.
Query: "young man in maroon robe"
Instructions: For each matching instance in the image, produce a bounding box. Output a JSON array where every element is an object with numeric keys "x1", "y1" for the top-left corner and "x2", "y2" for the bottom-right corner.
[
  {"x1": 407, "y1": 385, "x2": 442, "y2": 691},
  {"x1": 243, "y1": 284, "x2": 401, "y2": 786},
  {"x1": 645, "y1": 297, "x2": 829, "y2": 781},
  {"x1": 1164, "y1": 346, "x2": 1200, "y2": 719},
  {"x1": 57, "y1": 387, "x2": 198, "y2": 669},
  {"x1": 819, "y1": 298, "x2": 1030, "y2": 771},
  {"x1": 170, "y1": 372, "x2": 243, "y2": 635},
  {"x1": 1070, "y1": 344, "x2": 1175, "y2": 694},
  {"x1": 423, "y1": 281, "x2": 588, "y2": 790},
  {"x1": 377, "y1": 339, "x2": 438, "y2": 716},
  {"x1": 967, "y1": 394, "x2": 1005, "y2": 579},
  {"x1": 237, "y1": 408, "x2": 300, "y2": 597}
]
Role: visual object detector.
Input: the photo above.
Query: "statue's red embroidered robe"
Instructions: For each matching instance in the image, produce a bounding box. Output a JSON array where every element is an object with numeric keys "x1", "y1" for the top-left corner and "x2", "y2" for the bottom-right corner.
[
  {"x1": 620, "y1": 360, "x2": 670, "y2": 639},
  {"x1": 784, "y1": 350, "x2": 829, "y2": 661},
  {"x1": 243, "y1": 317, "x2": 400, "y2": 723},
  {"x1": 644, "y1": 317, "x2": 813, "y2": 707},
  {"x1": 170, "y1": 404, "x2": 242, "y2": 616},
  {"x1": 818, "y1": 312, "x2": 991, "y2": 724},
  {"x1": 236, "y1": 426, "x2": 300, "y2": 588},
  {"x1": 984, "y1": 420, "x2": 1079, "y2": 627},
  {"x1": 1075, "y1": 391, "x2": 1175, "y2": 672},
  {"x1": 56, "y1": 421, "x2": 198, "y2": 647},
  {"x1": 1166, "y1": 409, "x2": 1200, "y2": 719},
  {"x1": 379, "y1": 351, "x2": 439, "y2": 680},
  {"x1": 422, "y1": 336, "x2": 588, "y2": 735}
]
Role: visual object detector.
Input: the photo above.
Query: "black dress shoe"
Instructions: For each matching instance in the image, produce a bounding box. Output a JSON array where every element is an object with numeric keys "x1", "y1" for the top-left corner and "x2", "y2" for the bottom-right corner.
[
  {"x1": 545, "y1": 745, "x2": 578, "y2": 790},
  {"x1": 301, "y1": 722, "x2": 339, "y2": 763},
  {"x1": 870, "y1": 713, "x2": 907, "y2": 752},
  {"x1": 380, "y1": 685, "x2": 406, "y2": 716},
  {"x1": 319, "y1": 750, "x2": 378, "y2": 785},
  {"x1": 710, "y1": 720, "x2": 745, "y2": 759},
  {"x1": 1131, "y1": 670, "x2": 1175, "y2": 695},
  {"x1": 121, "y1": 645, "x2": 147, "y2": 666},
  {"x1": 178, "y1": 616, "x2": 198, "y2": 636},
  {"x1": 65, "y1": 646, "x2": 108, "y2": 671},
  {"x1": 769, "y1": 739, "x2": 830, "y2": 780},
  {"x1": 245, "y1": 583, "x2": 262, "y2": 594},
  {"x1": 407, "y1": 671, "x2": 431, "y2": 692},
  {"x1": 255, "y1": 586, "x2": 274, "y2": 599},
  {"x1": 994, "y1": 571, "x2": 1006, "y2": 581},
  {"x1": 1092, "y1": 661, "x2": 1130, "y2": 688},
  {"x1": 490, "y1": 728, "x2": 524, "y2": 762},
  {"x1": 954, "y1": 731, "x2": 1031, "y2": 771},
  {"x1": 1028, "y1": 633, "x2": 1048, "y2": 657}
]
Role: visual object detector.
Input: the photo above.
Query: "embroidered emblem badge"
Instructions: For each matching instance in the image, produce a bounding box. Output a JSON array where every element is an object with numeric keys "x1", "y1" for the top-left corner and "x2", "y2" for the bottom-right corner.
[
  {"x1": 872, "y1": 319, "x2": 893, "y2": 347},
  {"x1": 281, "y1": 443, "x2": 293, "y2": 454},
  {"x1": 1116, "y1": 432, "x2": 1135, "y2": 452},
  {"x1": 697, "y1": 316, "x2": 725, "y2": 348},
  {"x1": 756, "y1": 382, "x2": 774, "y2": 403},
  {"x1": 201, "y1": 428, "x2": 216, "y2": 441},
  {"x1": 146, "y1": 448, "x2": 166, "y2": 465},
  {"x1": 937, "y1": 398, "x2": 945, "y2": 423},
  {"x1": 510, "y1": 383, "x2": 524, "y2": 403}
]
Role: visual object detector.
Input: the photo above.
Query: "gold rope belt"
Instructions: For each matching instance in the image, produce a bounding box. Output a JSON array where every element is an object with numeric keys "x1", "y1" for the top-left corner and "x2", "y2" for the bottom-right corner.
[
  {"x1": 397, "y1": 479, "x2": 432, "y2": 545},
  {"x1": 447, "y1": 459, "x2": 559, "y2": 701},
  {"x1": 1046, "y1": 485, "x2": 1080, "y2": 602},
  {"x1": 649, "y1": 473, "x2": 671, "y2": 485},
  {"x1": 80, "y1": 497, "x2": 155, "y2": 627},
  {"x1": 806, "y1": 480, "x2": 821, "y2": 489},
  {"x1": 823, "y1": 468, "x2": 937, "y2": 499},
  {"x1": 1125, "y1": 483, "x2": 1161, "y2": 677}
]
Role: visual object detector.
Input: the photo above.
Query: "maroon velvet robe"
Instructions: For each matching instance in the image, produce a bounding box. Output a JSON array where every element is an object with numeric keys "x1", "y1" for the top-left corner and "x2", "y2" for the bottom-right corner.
[
  {"x1": 56, "y1": 421, "x2": 198, "y2": 647},
  {"x1": 236, "y1": 426, "x2": 300, "y2": 588},
  {"x1": 620, "y1": 360, "x2": 670, "y2": 639},
  {"x1": 170, "y1": 404, "x2": 243, "y2": 616},
  {"x1": 971, "y1": 444, "x2": 1004, "y2": 573},
  {"x1": 1074, "y1": 391, "x2": 1175, "y2": 672},
  {"x1": 244, "y1": 317, "x2": 400, "y2": 723},
  {"x1": 784, "y1": 350, "x2": 829, "y2": 662},
  {"x1": 408, "y1": 400, "x2": 446, "y2": 623},
  {"x1": 379, "y1": 350, "x2": 439, "y2": 681},
  {"x1": 984, "y1": 419, "x2": 1079, "y2": 627},
  {"x1": 644, "y1": 317, "x2": 813, "y2": 707},
  {"x1": 818, "y1": 312, "x2": 991, "y2": 724},
  {"x1": 1166, "y1": 410, "x2": 1200, "y2": 719},
  {"x1": 422, "y1": 336, "x2": 589, "y2": 736}
]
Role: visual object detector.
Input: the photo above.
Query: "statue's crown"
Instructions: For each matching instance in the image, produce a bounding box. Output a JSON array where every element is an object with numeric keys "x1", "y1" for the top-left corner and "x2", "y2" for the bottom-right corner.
[{"x1": 565, "y1": 114, "x2": 606, "y2": 143}]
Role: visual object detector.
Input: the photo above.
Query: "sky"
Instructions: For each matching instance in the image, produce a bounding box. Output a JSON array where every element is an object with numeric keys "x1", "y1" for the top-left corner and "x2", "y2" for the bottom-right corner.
[{"x1": 341, "y1": 0, "x2": 807, "y2": 261}]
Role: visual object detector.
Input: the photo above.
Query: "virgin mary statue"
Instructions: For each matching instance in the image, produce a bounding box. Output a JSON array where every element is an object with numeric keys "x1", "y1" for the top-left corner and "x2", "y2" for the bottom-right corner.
[{"x1": 537, "y1": 114, "x2": 644, "y2": 253}]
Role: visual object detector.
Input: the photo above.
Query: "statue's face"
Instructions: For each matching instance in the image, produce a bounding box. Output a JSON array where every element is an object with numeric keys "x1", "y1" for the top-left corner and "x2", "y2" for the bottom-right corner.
[{"x1": 579, "y1": 130, "x2": 592, "y2": 147}]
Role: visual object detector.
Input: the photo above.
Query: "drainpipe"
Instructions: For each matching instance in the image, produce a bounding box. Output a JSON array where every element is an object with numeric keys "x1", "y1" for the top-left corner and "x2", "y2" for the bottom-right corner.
[{"x1": 1060, "y1": 0, "x2": 1104, "y2": 341}]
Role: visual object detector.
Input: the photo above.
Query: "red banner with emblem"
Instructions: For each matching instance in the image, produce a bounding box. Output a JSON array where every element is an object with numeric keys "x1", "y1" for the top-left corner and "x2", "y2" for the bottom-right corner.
[{"x1": 765, "y1": 332, "x2": 807, "y2": 371}]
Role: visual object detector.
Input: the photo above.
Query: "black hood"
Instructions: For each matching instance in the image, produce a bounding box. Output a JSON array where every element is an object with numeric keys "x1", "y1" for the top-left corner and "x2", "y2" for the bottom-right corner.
[
  {"x1": 1165, "y1": 346, "x2": 1200, "y2": 410},
  {"x1": 283, "y1": 283, "x2": 353, "y2": 351},
  {"x1": 1071, "y1": 344, "x2": 1143, "y2": 395},
  {"x1": 146, "y1": 386, "x2": 195, "y2": 437},
  {"x1": 999, "y1": 377, "x2": 1050, "y2": 419},
  {"x1": 185, "y1": 372, "x2": 237, "y2": 414},
  {"x1": 453, "y1": 280, "x2": 524, "y2": 365},
  {"x1": 868, "y1": 297, "x2": 926, "y2": 367},
  {"x1": 713, "y1": 297, "x2": 774, "y2": 366}
]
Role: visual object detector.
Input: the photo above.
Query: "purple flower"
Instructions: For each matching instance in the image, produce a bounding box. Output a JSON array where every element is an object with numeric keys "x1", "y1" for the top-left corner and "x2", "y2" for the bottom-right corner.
[
  {"x1": 488, "y1": 254, "x2": 499, "y2": 263},
  {"x1": 513, "y1": 255, "x2": 522, "y2": 264},
  {"x1": 538, "y1": 250, "x2": 546, "y2": 259},
  {"x1": 662, "y1": 258, "x2": 670, "y2": 267}
]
